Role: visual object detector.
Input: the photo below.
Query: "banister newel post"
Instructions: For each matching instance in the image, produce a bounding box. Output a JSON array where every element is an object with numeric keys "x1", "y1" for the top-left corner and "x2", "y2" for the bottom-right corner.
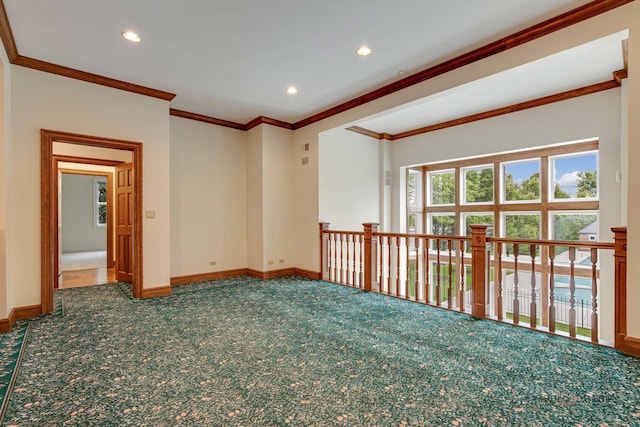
[
  {"x1": 470, "y1": 225, "x2": 489, "y2": 318},
  {"x1": 612, "y1": 226, "x2": 627, "y2": 351},
  {"x1": 363, "y1": 223, "x2": 379, "y2": 292},
  {"x1": 320, "y1": 222, "x2": 330, "y2": 281}
]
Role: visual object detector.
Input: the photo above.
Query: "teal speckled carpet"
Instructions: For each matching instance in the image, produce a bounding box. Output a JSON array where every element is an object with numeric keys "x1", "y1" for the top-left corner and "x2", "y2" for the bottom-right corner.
[{"x1": 1, "y1": 276, "x2": 639, "y2": 426}]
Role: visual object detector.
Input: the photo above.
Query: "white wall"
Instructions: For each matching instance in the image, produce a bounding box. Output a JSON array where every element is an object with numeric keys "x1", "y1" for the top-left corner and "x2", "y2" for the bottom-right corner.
[
  {"x1": 390, "y1": 90, "x2": 622, "y2": 235},
  {"x1": 246, "y1": 125, "x2": 295, "y2": 272},
  {"x1": 10, "y1": 65, "x2": 171, "y2": 307},
  {"x1": 389, "y1": 90, "x2": 621, "y2": 342},
  {"x1": 624, "y1": 3, "x2": 640, "y2": 338},
  {"x1": 290, "y1": 1, "x2": 638, "y2": 278},
  {"x1": 169, "y1": 116, "x2": 247, "y2": 277},
  {"x1": 0, "y1": 48, "x2": 11, "y2": 318},
  {"x1": 61, "y1": 174, "x2": 106, "y2": 253},
  {"x1": 246, "y1": 126, "x2": 264, "y2": 271},
  {"x1": 319, "y1": 129, "x2": 380, "y2": 230},
  {"x1": 261, "y1": 125, "x2": 294, "y2": 270}
]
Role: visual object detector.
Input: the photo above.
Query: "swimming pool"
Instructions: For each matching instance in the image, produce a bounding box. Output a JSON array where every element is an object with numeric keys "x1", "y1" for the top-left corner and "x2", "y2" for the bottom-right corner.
[{"x1": 553, "y1": 275, "x2": 593, "y2": 302}]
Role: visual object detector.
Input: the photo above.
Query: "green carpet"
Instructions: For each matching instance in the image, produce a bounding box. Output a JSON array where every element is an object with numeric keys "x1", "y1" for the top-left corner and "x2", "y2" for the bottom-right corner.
[{"x1": 1, "y1": 276, "x2": 639, "y2": 426}]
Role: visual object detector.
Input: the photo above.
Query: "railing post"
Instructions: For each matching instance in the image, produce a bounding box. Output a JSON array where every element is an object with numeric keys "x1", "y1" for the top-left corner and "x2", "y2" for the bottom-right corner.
[
  {"x1": 363, "y1": 223, "x2": 379, "y2": 292},
  {"x1": 612, "y1": 227, "x2": 627, "y2": 351},
  {"x1": 319, "y1": 222, "x2": 330, "y2": 281},
  {"x1": 470, "y1": 225, "x2": 488, "y2": 318}
]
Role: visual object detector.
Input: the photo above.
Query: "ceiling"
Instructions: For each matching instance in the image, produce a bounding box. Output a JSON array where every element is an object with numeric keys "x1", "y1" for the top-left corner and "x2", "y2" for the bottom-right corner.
[{"x1": 1, "y1": 0, "x2": 625, "y2": 133}]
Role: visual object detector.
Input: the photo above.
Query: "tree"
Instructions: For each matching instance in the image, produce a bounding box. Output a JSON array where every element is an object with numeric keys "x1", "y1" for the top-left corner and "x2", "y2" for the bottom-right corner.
[
  {"x1": 465, "y1": 168, "x2": 493, "y2": 203},
  {"x1": 407, "y1": 172, "x2": 420, "y2": 206},
  {"x1": 576, "y1": 171, "x2": 597, "y2": 198},
  {"x1": 553, "y1": 214, "x2": 597, "y2": 241},
  {"x1": 431, "y1": 172, "x2": 455, "y2": 204},
  {"x1": 505, "y1": 214, "x2": 540, "y2": 256},
  {"x1": 432, "y1": 215, "x2": 455, "y2": 251},
  {"x1": 554, "y1": 183, "x2": 570, "y2": 199},
  {"x1": 432, "y1": 215, "x2": 455, "y2": 235},
  {"x1": 505, "y1": 172, "x2": 540, "y2": 201},
  {"x1": 465, "y1": 214, "x2": 494, "y2": 235}
]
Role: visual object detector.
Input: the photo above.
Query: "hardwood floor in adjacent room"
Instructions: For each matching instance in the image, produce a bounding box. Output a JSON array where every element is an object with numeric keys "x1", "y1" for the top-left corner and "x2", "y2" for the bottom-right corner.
[
  {"x1": 60, "y1": 267, "x2": 116, "y2": 288},
  {"x1": 60, "y1": 250, "x2": 115, "y2": 288}
]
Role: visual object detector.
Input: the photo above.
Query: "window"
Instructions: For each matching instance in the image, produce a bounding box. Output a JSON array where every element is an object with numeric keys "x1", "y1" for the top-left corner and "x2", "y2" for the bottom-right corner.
[
  {"x1": 428, "y1": 170, "x2": 455, "y2": 206},
  {"x1": 407, "y1": 169, "x2": 422, "y2": 207},
  {"x1": 502, "y1": 159, "x2": 540, "y2": 202},
  {"x1": 406, "y1": 140, "x2": 598, "y2": 245},
  {"x1": 550, "y1": 211, "x2": 598, "y2": 260},
  {"x1": 407, "y1": 169, "x2": 423, "y2": 233},
  {"x1": 550, "y1": 151, "x2": 598, "y2": 200},
  {"x1": 428, "y1": 213, "x2": 455, "y2": 250},
  {"x1": 95, "y1": 178, "x2": 107, "y2": 227},
  {"x1": 462, "y1": 165, "x2": 493, "y2": 204}
]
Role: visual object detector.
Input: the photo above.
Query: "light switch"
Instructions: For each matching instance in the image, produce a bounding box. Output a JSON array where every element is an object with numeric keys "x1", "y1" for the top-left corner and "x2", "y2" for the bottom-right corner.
[{"x1": 145, "y1": 210, "x2": 155, "y2": 219}]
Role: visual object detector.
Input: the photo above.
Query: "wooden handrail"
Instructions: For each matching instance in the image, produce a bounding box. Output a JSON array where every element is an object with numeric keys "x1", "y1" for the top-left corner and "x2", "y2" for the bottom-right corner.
[
  {"x1": 374, "y1": 231, "x2": 470, "y2": 242},
  {"x1": 320, "y1": 223, "x2": 628, "y2": 353},
  {"x1": 489, "y1": 236, "x2": 614, "y2": 250}
]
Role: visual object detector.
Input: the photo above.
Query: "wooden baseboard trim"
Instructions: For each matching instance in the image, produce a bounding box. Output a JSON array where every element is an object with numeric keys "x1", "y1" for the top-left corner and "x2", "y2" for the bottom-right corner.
[
  {"x1": 171, "y1": 268, "x2": 249, "y2": 285},
  {"x1": 293, "y1": 268, "x2": 321, "y2": 280},
  {"x1": 0, "y1": 314, "x2": 14, "y2": 333},
  {"x1": 247, "y1": 268, "x2": 296, "y2": 280},
  {"x1": 14, "y1": 304, "x2": 42, "y2": 320},
  {"x1": 141, "y1": 286, "x2": 172, "y2": 299},
  {"x1": 0, "y1": 304, "x2": 43, "y2": 333},
  {"x1": 172, "y1": 267, "x2": 319, "y2": 285},
  {"x1": 624, "y1": 336, "x2": 640, "y2": 357}
]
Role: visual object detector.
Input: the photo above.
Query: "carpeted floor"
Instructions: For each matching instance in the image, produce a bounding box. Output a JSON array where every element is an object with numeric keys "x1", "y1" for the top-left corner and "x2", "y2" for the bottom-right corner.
[{"x1": 1, "y1": 276, "x2": 639, "y2": 426}]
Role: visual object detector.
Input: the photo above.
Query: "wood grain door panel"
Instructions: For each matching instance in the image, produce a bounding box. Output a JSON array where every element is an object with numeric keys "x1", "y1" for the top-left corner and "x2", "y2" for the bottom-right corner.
[{"x1": 116, "y1": 163, "x2": 133, "y2": 283}]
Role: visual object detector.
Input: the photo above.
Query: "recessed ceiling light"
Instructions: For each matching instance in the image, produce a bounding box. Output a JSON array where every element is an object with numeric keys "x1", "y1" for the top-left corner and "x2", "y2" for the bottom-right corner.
[
  {"x1": 286, "y1": 86, "x2": 298, "y2": 95},
  {"x1": 122, "y1": 31, "x2": 141, "y2": 43},
  {"x1": 356, "y1": 46, "x2": 372, "y2": 56}
]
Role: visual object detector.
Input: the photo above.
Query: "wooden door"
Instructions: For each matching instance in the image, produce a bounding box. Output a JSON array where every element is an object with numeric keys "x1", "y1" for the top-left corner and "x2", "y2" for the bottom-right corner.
[{"x1": 116, "y1": 163, "x2": 134, "y2": 283}]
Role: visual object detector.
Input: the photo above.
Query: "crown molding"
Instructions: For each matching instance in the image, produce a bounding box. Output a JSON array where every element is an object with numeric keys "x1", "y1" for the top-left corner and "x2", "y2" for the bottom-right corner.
[
  {"x1": 170, "y1": 108, "x2": 245, "y2": 130},
  {"x1": 13, "y1": 55, "x2": 176, "y2": 100},
  {"x1": 613, "y1": 69, "x2": 628, "y2": 84},
  {"x1": 0, "y1": 0, "x2": 17, "y2": 60},
  {"x1": 169, "y1": 109, "x2": 295, "y2": 132},
  {"x1": 348, "y1": 78, "x2": 621, "y2": 141},
  {"x1": 0, "y1": 0, "x2": 631, "y2": 125},
  {"x1": 245, "y1": 116, "x2": 294, "y2": 131},
  {"x1": 0, "y1": 1, "x2": 175, "y2": 101},
  {"x1": 293, "y1": 0, "x2": 633, "y2": 130}
]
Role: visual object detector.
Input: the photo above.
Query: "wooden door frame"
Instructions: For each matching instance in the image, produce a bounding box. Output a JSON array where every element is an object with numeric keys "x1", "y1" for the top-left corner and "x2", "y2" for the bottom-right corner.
[
  {"x1": 41, "y1": 129, "x2": 143, "y2": 313},
  {"x1": 57, "y1": 164, "x2": 119, "y2": 273}
]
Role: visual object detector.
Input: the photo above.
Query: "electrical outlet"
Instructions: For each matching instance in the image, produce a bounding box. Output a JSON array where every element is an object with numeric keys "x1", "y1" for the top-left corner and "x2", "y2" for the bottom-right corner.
[
  {"x1": 279, "y1": 259, "x2": 285, "y2": 264},
  {"x1": 268, "y1": 260, "x2": 275, "y2": 265},
  {"x1": 209, "y1": 261, "x2": 217, "y2": 266}
]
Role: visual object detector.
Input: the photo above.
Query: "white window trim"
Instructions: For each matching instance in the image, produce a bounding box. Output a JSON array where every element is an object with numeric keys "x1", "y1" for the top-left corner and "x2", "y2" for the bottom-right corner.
[{"x1": 94, "y1": 178, "x2": 107, "y2": 228}]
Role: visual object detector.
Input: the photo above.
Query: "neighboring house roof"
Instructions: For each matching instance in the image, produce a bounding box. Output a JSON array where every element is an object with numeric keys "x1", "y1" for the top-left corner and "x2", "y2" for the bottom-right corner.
[{"x1": 579, "y1": 221, "x2": 598, "y2": 235}]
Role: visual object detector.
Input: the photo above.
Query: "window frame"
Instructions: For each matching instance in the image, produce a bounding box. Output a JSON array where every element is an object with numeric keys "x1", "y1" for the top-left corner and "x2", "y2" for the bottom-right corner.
[
  {"x1": 94, "y1": 177, "x2": 107, "y2": 228},
  {"x1": 409, "y1": 140, "x2": 598, "y2": 242},
  {"x1": 549, "y1": 150, "x2": 599, "y2": 202},
  {"x1": 461, "y1": 164, "x2": 495, "y2": 206}
]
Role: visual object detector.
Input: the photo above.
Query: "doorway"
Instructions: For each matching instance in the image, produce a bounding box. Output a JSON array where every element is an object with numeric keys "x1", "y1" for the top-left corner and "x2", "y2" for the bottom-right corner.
[
  {"x1": 41, "y1": 129, "x2": 143, "y2": 313},
  {"x1": 58, "y1": 166, "x2": 117, "y2": 288}
]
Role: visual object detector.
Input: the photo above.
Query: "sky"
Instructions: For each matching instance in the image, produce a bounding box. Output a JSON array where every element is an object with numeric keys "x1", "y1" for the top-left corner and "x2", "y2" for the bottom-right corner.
[{"x1": 506, "y1": 153, "x2": 597, "y2": 197}]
